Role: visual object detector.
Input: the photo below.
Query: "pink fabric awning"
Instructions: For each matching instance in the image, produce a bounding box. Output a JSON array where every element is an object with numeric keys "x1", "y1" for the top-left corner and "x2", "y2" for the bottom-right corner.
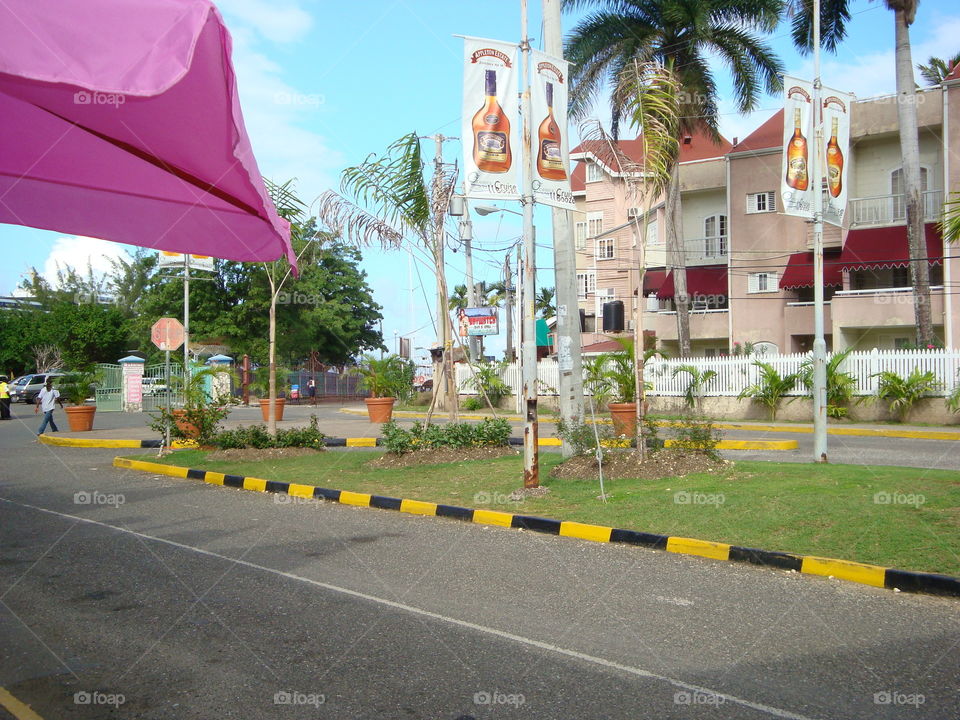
[{"x1": 0, "y1": 0, "x2": 294, "y2": 268}]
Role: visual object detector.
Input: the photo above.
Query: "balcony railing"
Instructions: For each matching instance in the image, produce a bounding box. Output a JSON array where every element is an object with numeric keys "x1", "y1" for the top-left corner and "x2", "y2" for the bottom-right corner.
[
  {"x1": 684, "y1": 236, "x2": 728, "y2": 263},
  {"x1": 849, "y1": 190, "x2": 943, "y2": 227}
]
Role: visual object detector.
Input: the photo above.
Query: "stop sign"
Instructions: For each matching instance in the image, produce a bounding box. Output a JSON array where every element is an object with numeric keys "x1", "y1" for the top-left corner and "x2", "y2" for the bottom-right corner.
[{"x1": 152, "y1": 317, "x2": 185, "y2": 351}]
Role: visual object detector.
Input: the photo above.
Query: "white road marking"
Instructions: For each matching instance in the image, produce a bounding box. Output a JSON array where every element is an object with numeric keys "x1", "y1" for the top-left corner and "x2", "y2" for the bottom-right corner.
[{"x1": 0, "y1": 497, "x2": 821, "y2": 720}]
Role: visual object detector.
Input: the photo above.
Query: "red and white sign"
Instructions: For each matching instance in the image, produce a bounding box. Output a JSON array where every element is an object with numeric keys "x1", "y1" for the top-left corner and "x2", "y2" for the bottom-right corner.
[{"x1": 151, "y1": 317, "x2": 185, "y2": 351}]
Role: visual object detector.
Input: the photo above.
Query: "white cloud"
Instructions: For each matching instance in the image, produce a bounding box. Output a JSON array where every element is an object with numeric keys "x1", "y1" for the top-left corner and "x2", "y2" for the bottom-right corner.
[
  {"x1": 217, "y1": 0, "x2": 313, "y2": 44},
  {"x1": 41, "y1": 236, "x2": 131, "y2": 288}
]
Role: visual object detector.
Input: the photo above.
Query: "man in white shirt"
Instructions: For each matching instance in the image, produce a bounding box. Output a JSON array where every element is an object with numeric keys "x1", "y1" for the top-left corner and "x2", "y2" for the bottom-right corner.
[{"x1": 35, "y1": 377, "x2": 63, "y2": 436}]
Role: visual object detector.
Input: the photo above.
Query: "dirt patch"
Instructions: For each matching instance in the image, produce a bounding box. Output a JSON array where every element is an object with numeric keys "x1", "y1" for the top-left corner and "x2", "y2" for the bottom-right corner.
[
  {"x1": 368, "y1": 445, "x2": 519, "y2": 468},
  {"x1": 205, "y1": 447, "x2": 324, "y2": 461},
  {"x1": 550, "y1": 449, "x2": 729, "y2": 480}
]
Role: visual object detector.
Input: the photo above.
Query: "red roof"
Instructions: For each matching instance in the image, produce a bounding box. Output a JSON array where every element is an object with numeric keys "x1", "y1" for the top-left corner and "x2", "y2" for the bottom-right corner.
[
  {"x1": 839, "y1": 223, "x2": 943, "y2": 271},
  {"x1": 571, "y1": 127, "x2": 730, "y2": 173},
  {"x1": 779, "y1": 251, "x2": 844, "y2": 289},
  {"x1": 945, "y1": 61, "x2": 960, "y2": 83},
  {"x1": 658, "y1": 265, "x2": 727, "y2": 299},
  {"x1": 731, "y1": 109, "x2": 784, "y2": 153},
  {"x1": 570, "y1": 160, "x2": 585, "y2": 192}
]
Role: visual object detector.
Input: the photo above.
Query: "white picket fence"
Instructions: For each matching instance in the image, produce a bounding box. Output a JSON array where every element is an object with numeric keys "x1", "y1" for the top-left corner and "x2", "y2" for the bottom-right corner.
[{"x1": 455, "y1": 348, "x2": 960, "y2": 398}]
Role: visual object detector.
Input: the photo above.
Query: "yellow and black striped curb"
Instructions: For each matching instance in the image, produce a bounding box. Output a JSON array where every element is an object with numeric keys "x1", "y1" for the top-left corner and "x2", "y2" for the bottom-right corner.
[
  {"x1": 340, "y1": 408, "x2": 960, "y2": 441},
  {"x1": 42, "y1": 434, "x2": 793, "y2": 451},
  {"x1": 112, "y1": 456, "x2": 960, "y2": 599}
]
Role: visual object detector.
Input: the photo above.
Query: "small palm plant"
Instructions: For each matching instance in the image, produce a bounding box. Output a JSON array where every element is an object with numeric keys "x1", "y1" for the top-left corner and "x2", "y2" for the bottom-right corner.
[
  {"x1": 463, "y1": 359, "x2": 511, "y2": 407},
  {"x1": 869, "y1": 368, "x2": 942, "y2": 423},
  {"x1": 798, "y1": 348, "x2": 857, "y2": 419},
  {"x1": 947, "y1": 371, "x2": 960, "y2": 415},
  {"x1": 738, "y1": 361, "x2": 798, "y2": 421},
  {"x1": 355, "y1": 355, "x2": 407, "y2": 398},
  {"x1": 672, "y1": 364, "x2": 717, "y2": 414}
]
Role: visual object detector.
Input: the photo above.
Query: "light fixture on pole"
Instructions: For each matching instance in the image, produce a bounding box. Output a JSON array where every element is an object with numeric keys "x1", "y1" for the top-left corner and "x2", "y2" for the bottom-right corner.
[{"x1": 474, "y1": 204, "x2": 523, "y2": 217}]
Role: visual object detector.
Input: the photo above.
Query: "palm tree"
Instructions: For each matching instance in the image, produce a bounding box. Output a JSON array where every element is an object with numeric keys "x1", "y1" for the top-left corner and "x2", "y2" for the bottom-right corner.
[
  {"x1": 917, "y1": 53, "x2": 960, "y2": 85},
  {"x1": 318, "y1": 132, "x2": 459, "y2": 419},
  {"x1": 564, "y1": 0, "x2": 783, "y2": 356},
  {"x1": 790, "y1": 0, "x2": 933, "y2": 346},
  {"x1": 448, "y1": 284, "x2": 469, "y2": 313},
  {"x1": 536, "y1": 286, "x2": 556, "y2": 319}
]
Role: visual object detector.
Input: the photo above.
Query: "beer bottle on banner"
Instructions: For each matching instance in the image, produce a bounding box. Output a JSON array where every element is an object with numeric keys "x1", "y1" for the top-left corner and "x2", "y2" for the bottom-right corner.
[
  {"x1": 786, "y1": 107, "x2": 809, "y2": 191},
  {"x1": 472, "y1": 70, "x2": 512, "y2": 173},
  {"x1": 536, "y1": 82, "x2": 566, "y2": 181},
  {"x1": 826, "y1": 117, "x2": 843, "y2": 198}
]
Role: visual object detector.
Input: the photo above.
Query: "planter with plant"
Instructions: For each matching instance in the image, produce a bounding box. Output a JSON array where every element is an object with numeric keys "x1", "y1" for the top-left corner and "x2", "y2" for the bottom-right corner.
[
  {"x1": 594, "y1": 339, "x2": 657, "y2": 437},
  {"x1": 865, "y1": 368, "x2": 941, "y2": 423},
  {"x1": 356, "y1": 354, "x2": 410, "y2": 423},
  {"x1": 252, "y1": 366, "x2": 290, "y2": 422},
  {"x1": 59, "y1": 370, "x2": 101, "y2": 432},
  {"x1": 737, "y1": 361, "x2": 798, "y2": 421},
  {"x1": 149, "y1": 366, "x2": 232, "y2": 445}
]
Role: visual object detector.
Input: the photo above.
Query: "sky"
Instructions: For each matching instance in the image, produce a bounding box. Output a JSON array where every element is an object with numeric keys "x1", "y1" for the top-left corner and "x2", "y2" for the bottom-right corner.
[{"x1": 2, "y1": 0, "x2": 960, "y2": 364}]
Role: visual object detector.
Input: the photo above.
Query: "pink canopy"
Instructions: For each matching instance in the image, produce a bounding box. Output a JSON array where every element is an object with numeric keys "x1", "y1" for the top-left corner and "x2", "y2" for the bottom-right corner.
[{"x1": 0, "y1": 0, "x2": 295, "y2": 268}]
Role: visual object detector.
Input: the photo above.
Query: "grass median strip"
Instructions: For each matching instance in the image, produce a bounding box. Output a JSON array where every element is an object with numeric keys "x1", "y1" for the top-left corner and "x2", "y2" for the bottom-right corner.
[{"x1": 120, "y1": 449, "x2": 960, "y2": 580}]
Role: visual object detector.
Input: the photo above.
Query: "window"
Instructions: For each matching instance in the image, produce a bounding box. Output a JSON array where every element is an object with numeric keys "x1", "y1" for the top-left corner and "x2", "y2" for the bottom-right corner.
[
  {"x1": 596, "y1": 236, "x2": 615, "y2": 260},
  {"x1": 646, "y1": 218, "x2": 660, "y2": 246},
  {"x1": 891, "y1": 167, "x2": 928, "y2": 220},
  {"x1": 586, "y1": 162, "x2": 605, "y2": 182},
  {"x1": 627, "y1": 207, "x2": 642, "y2": 218},
  {"x1": 575, "y1": 221, "x2": 587, "y2": 250},
  {"x1": 894, "y1": 337, "x2": 911, "y2": 350},
  {"x1": 748, "y1": 272, "x2": 778, "y2": 293},
  {"x1": 587, "y1": 211, "x2": 603, "y2": 238},
  {"x1": 746, "y1": 191, "x2": 776, "y2": 213},
  {"x1": 704, "y1": 214, "x2": 727, "y2": 257},
  {"x1": 595, "y1": 288, "x2": 615, "y2": 323},
  {"x1": 892, "y1": 266, "x2": 909, "y2": 287},
  {"x1": 576, "y1": 271, "x2": 596, "y2": 298}
]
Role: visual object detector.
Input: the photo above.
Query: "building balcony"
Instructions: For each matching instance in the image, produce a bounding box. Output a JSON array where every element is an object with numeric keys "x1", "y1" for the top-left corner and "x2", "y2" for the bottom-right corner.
[
  {"x1": 684, "y1": 236, "x2": 728, "y2": 265},
  {"x1": 784, "y1": 301, "x2": 832, "y2": 339},
  {"x1": 849, "y1": 190, "x2": 943, "y2": 228},
  {"x1": 652, "y1": 308, "x2": 729, "y2": 341},
  {"x1": 830, "y1": 286, "x2": 944, "y2": 330}
]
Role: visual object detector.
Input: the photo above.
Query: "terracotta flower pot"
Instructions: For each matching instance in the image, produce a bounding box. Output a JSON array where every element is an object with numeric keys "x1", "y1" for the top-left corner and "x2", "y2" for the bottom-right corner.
[
  {"x1": 64, "y1": 405, "x2": 96, "y2": 432},
  {"x1": 259, "y1": 398, "x2": 286, "y2": 422},
  {"x1": 171, "y1": 409, "x2": 200, "y2": 439},
  {"x1": 608, "y1": 402, "x2": 638, "y2": 437},
  {"x1": 364, "y1": 397, "x2": 396, "y2": 423}
]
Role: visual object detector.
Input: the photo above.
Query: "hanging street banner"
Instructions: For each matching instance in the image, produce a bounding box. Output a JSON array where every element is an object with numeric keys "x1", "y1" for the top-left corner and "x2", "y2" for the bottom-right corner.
[
  {"x1": 157, "y1": 251, "x2": 215, "y2": 272},
  {"x1": 529, "y1": 49, "x2": 575, "y2": 211},
  {"x1": 781, "y1": 76, "x2": 814, "y2": 219},
  {"x1": 462, "y1": 37, "x2": 521, "y2": 202},
  {"x1": 821, "y1": 85, "x2": 853, "y2": 227}
]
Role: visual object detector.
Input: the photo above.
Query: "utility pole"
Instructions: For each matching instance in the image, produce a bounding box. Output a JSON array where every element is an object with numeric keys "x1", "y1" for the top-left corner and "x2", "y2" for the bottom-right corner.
[
  {"x1": 811, "y1": 0, "x2": 828, "y2": 462},
  {"x1": 520, "y1": 0, "x2": 539, "y2": 488},
  {"x1": 460, "y1": 185, "x2": 480, "y2": 362},
  {"x1": 504, "y1": 253, "x2": 514, "y2": 362},
  {"x1": 430, "y1": 134, "x2": 458, "y2": 421},
  {"x1": 542, "y1": 0, "x2": 584, "y2": 458},
  {"x1": 183, "y1": 255, "x2": 190, "y2": 380}
]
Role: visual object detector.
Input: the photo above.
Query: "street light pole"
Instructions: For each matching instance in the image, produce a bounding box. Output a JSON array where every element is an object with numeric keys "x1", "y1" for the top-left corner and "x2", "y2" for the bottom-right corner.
[
  {"x1": 811, "y1": 0, "x2": 828, "y2": 462},
  {"x1": 520, "y1": 0, "x2": 539, "y2": 488}
]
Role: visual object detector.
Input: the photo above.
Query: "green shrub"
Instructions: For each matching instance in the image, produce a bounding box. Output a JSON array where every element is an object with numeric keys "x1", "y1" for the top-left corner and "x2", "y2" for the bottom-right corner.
[
  {"x1": 671, "y1": 414, "x2": 722, "y2": 460},
  {"x1": 380, "y1": 418, "x2": 511, "y2": 455},
  {"x1": 737, "y1": 361, "x2": 798, "y2": 421},
  {"x1": 211, "y1": 415, "x2": 325, "y2": 449},
  {"x1": 461, "y1": 397, "x2": 483, "y2": 411},
  {"x1": 867, "y1": 369, "x2": 942, "y2": 422},
  {"x1": 381, "y1": 421, "x2": 415, "y2": 454}
]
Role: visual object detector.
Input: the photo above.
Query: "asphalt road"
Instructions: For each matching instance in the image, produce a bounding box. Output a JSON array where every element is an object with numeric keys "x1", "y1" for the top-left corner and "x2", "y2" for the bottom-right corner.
[{"x1": 1, "y1": 416, "x2": 959, "y2": 719}]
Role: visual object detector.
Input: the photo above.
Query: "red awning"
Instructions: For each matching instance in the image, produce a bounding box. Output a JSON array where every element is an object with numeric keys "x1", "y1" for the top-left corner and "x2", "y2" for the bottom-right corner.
[
  {"x1": 839, "y1": 223, "x2": 943, "y2": 271},
  {"x1": 658, "y1": 265, "x2": 727, "y2": 299},
  {"x1": 642, "y1": 269, "x2": 667, "y2": 295},
  {"x1": 779, "y1": 251, "x2": 844, "y2": 289}
]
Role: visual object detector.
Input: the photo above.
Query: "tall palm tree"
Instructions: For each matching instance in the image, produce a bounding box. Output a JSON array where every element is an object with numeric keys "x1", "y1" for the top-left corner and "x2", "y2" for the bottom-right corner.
[
  {"x1": 564, "y1": 0, "x2": 783, "y2": 356},
  {"x1": 536, "y1": 286, "x2": 557, "y2": 319},
  {"x1": 791, "y1": 0, "x2": 933, "y2": 345},
  {"x1": 917, "y1": 53, "x2": 960, "y2": 85},
  {"x1": 448, "y1": 284, "x2": 469, "y2": 313}
]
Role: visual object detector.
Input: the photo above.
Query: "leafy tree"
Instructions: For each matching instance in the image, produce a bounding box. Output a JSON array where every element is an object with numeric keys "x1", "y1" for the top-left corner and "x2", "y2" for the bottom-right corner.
[
  {"x1": 917, "y1": 53, "x2": 959, "y2": 85},
  {"x1": 790, "y1": 0, "x2": 933, "y2": 345},
  {"x1": 565, "y1": 0, "x2": 783, "y2": 356}
]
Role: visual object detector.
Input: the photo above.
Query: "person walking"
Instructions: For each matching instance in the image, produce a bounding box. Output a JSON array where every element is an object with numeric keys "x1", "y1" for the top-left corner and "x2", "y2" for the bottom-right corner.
[
  {"x1": 307, "y1": 377, "x2": 316, "y2": 406},
  {"x1": 0, "y1": 376, "x2": 10, "y2": 420},
  {"x1": 35, "y1": 377, "x2": 63, "y2": 436}
]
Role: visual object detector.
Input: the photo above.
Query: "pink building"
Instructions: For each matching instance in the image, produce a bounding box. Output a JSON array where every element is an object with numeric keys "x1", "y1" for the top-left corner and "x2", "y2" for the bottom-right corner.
[{"x1": 571, "y1": 65, "x2": 960, "y2": 355}]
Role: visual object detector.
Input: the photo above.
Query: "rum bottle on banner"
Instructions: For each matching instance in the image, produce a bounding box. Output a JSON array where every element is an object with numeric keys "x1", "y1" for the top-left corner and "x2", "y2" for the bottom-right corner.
[
  {"x1": 786, "y1": 107, "x2": 809, "y2": 191},
  {"x1": 472, "y1": 70, "x2": 512, "y2": 173},
  {"x1": 536, "y1": 82, "x2": 567, "y2": 181},
  {"x1": 826, "y1": 117, "x2": 843, "y2": 198}
]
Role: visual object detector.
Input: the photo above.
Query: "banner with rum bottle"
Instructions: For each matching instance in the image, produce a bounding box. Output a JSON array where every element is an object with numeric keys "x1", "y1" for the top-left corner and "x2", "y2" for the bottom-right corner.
[
  {"x1": 821, "y1": 85, "x2": 853, "y2": 227},
  {"x1": 462, "y1": 37, "x2": 521, "y2": 202},
  {"x1": 529, "y1": 49, "x2": 575, "y2": 211},
  {"x1": 781, "y1": 76, "x2": 814, "y2": 219}
]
